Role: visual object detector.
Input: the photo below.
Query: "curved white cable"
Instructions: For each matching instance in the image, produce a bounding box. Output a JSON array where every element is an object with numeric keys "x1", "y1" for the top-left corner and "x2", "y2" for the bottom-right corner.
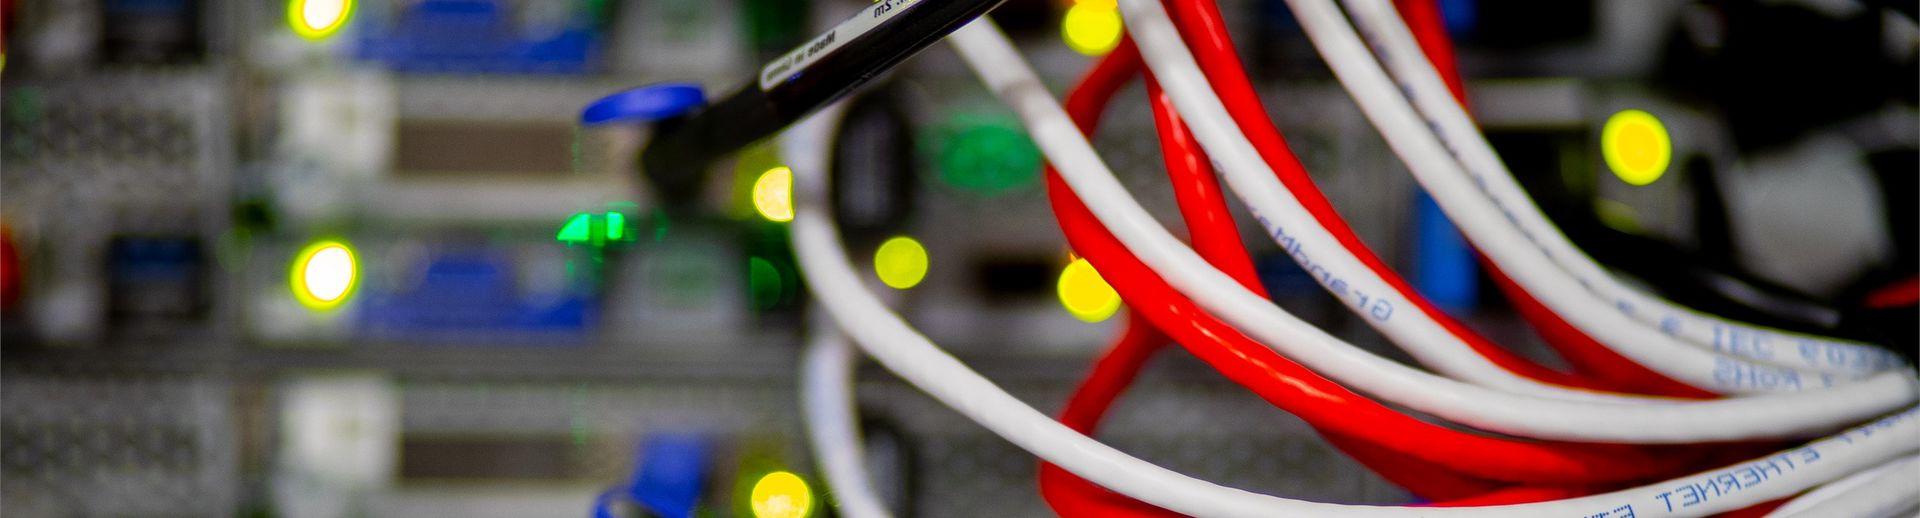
[
  {"x1": 802, "y1": 327, "x2": 896, "y2": 518},
  {"x1": 1033, "y1": 0, "x2": 1919, "y2": 441},
  {"x1": 792, "y1": 102, "x2": 894, "y2": 518},
  {"x1": 1771, "y1": 454, "x2": 1920, "y2": 518},
  {"x1": 1116, "y1": 0, "x2": 1856, "y2": 395},
  {"x1": 1334, "y1": 0, "x2": 1902, "y2": 377},
  {"x1": 783, "y1": 25, "x2": 1920, "y2": 514},
  {"x1": 1202, "y1": 0, "x2": 1878, "y2": 392},
  {"x1": 1092, "y1": 0, "x2": 1673, "y2": 402}
]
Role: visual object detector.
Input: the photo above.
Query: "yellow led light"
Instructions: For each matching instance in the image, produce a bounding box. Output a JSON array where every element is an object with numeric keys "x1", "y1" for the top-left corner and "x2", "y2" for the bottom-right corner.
[
  {"x1": 1062, "y1": 3, "x2": 1125, "y2": 56},
  {"x1": 1057, "y1": 258, "x2": 1121, "y2": 322},
  {"x1": 873, "y1": 236, "x2": 929, "y2": 290},
  {"x1": 288, "y1": 0, "x2": 354, "y2": 41},
  {"x1": 753, "y1": 167, "x2": 796, "y2": 223},
  {"x1": 289, "y1": 240, "x2": 358, "y2": 311},
  {"x1": 749, "y1": 471, "x2": 813, "y2": 518},
  {"x1": 1601, "y1": 109, "x2": 1672, "y2": 186}
]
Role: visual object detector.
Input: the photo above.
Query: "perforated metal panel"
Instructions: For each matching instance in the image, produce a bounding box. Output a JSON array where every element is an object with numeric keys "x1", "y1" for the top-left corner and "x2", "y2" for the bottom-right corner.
[{"x1": 1, "y1": 373, "x2": 239, "y2": 516}]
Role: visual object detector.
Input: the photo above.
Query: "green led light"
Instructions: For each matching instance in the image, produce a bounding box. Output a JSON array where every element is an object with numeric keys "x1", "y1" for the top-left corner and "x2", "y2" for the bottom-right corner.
[
  {"x1": 748, "y1": 257, "x2": 784, "y2": 310},
  {"x1": 556, "y1": 213, "x2": 593, "y2": 244},
  {"x1": 605, "y1": 212, "x2": 626, "y2": 241},
  {"x1": 937, "y1": 115, "x2": 1041, "y2": 195}
]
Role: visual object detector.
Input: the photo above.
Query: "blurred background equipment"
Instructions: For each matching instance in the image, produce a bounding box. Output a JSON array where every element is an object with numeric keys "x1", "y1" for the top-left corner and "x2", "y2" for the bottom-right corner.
[{"x1": 1, "y1": 0, "x2": 1914, "y2": 516}]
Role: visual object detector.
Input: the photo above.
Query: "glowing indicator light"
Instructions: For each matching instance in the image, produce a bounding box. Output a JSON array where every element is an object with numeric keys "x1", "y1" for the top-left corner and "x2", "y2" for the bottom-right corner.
[
  {"x1": 557, "y1": 213, "x2": 593, "y2": 244},
  {"x1": 749, "y1": 471, "x2": 813, "y2": 518},
  {"x1": 290, "y1": 240, "x2": 358, "y2": 310},
  {"x1": 753, "y1": 167, "x2": 795, "y2": 223},
  {"x1": 605, "y1": 212, "x2": 626, "y2": 241},
  {"x1": 288, "y1": 0, "x2": 354, "y2": 41},
  {"x1": 938, "y1": 118, "x2": 1041, "y2": 195},
  {"x1": 1057, "y1": 258, "x2": 1120, "y2": 322},
  {"x1": 748, "y1": 256, "x2": 785, "y2": 310},
  {"x1": 1601, "y1": 109, "x2": 1672, "y2": 186},
  {"x1": 873, "y1": 236, "x2": 929, "y2": 290},
  {"x1": 1062, "y1": 2, "x2": 1124, "y2": 56}
]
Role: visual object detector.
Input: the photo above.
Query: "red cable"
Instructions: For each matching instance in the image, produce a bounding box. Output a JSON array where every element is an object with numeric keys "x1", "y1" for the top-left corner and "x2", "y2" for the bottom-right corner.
[
  {"x1": 1033, "y1": 44, "x2": 1188, "y2": 517},
  {"x1": 1027, "y1": 38, "x2": 1708, "y2": 492},
  {"x1": 1381, "y1": 0, "x2": 1713, "y2": 396},
  {"x1": 1030, "y1": 3, "x2": 1764, "y2": 512},
  {"x1": 1862, "y1": 275, "x2": 1920, "y2": 309},
  {"x1": 1039, "y1": 58, "x2": 1526, "y2": 514},
  {"x1": 1391, "y1": 0, "x2": 1469, "y2": 104},
  {"x1": 1161, "y1": 0, "x2": 1710, "y2": 397},
  {"x1": 1147, "y1": 74, "x2": 1534, "y2": 499},
  {"x1": 1038, "y1": 309, "x2": 1181, "y2": 517},
  {"x1": 1391, "y1": 2, "x2": 1797, "y2": 511},
  {"x1": 1033, "y1": 55, "x2": 1653, "y2": 516}
]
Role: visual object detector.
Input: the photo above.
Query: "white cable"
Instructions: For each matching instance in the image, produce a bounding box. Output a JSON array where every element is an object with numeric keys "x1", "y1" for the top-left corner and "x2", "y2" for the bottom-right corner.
[
  {"x1": 1770, "y1": 454, "x2": 1920, "y2": 518},
  {"x1": 801, "y1": 330, "x2": 894, "y2": 518},
  {"x1": 802, "y1": 325, "x2": 895, "y2": 518},
  {"x1": 1766, "y1": 454, "x2": 1920, "y2": 514},
  {"x1": 1090, "y1": 0, "x2": 1666, "y2": 402},
  {"x1": 783, "y1": 26, "x2": 1920, "y2": 514},
  {"x1": 1189, "y1": 0, "x2": 1882, "y2": 392},
  {"x1": 1334, "y1": 0, "x2": 1903, "y2": 377},
  {"x1": 1106, "y1": 0, "x2": 1871, "y2": 398},
  {"x1": 1033, "y1": 0, "x2": 1919, "y2": 442},
  {"x1": 791, "y1": 102, "x2": 893, "y2": 518}
]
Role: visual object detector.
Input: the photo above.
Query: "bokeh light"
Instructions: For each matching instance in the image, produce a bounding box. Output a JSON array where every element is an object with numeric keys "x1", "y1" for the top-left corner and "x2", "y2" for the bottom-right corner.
[
  {"x1": 873, "y1": 236, "x2": 929, "y2": 290},
  {"x1": 556, "y1": 212, "x2": 593, "y2": 244},
  {"x1": 749, "y1": 471, "x2": 812, "y2": 518},
  {"x1": 938, "y1": 116, "x2": 1041, "y2": 195},
  {"x1": 290, "y1": 240, "x2": 358, "y2": 311},
  {"x1": 1601, "y1": 109, "x2": 1672, "y2": 186},
  {"x1": 748, "y1": 256, "x2": 785, "y2": 310},
  {"x1": 1057, "y1": 257, "x2": 1120, "y2": 322},
  {"x1": 753, "y1": 167, "x2": 796, "y2": 223},
  {"x1": 288, "y1": 0, "x2": 354, "y2": 41},
  {"x1": 1062, "y1": 2, "x2": 1124, "y2": 56}
]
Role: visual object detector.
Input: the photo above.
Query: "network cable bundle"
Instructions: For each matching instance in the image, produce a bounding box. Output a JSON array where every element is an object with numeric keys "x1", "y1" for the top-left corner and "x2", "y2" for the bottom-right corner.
[
  {"x1": 1, "y1": 0, "x2": 1916, "y2": 516},
  {"x1": 604, "y1": 0, "x2": 1920, "y2": 515}
]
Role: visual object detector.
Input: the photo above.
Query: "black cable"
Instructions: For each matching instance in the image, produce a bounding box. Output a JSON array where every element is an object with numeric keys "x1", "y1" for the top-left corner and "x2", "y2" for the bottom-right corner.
[{"x1": 639, "y1": 0, "x2": 1004, "y2": 206}]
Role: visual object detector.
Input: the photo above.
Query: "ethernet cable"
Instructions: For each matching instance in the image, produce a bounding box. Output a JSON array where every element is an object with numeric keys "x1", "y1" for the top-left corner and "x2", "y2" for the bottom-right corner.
[
  {"x1": 1132, "y1": 0, "x2": 1841, "y2": 401},
  {"x1": 622, "y1": 0, "x2": 1912, "y2": 510},
  {"x1": 1115, "y1": 0, "x2": 1894, "y2": 396},
  {"x1": 1029, "y1": 41, "x2": 1730, "y2": 489},
  {"x1": 1254, "y1": 0, "x2": 1897, "y2": 390},
  {"x1": 1022, "y1": 0, "x2": 1919, "y2": 442},
  {"x1": 788, "y1": 42, "x2": 1690, "y2": 494},
  {"x1": 998, "y1": 3, "x2": 1912, "y2": 506},
  {"x1": 1765, "y1": 454, "x2": 1920, "y2": 517},
  {"x1": 1151, "y1": 0, "x2": 1706, "y2": 396},
  {"x1": 785, "y1": 22, "x2": 1920, "y2": 517},
  {"x1": 1037, "y1": 67, "x2": 1676, "y2": 506},
  {"x1": 1037, "y1": 56, "x2": 1596, "y2": 500},
  {"x1": 1029, "y1": 16, "x2": 1818, "y2": 510},
  {"x1": 929, "y1": 35, "x2": 1712, "y2": 506},
  {"x1": 801, "y1": 327, "x2": 894, "y2": 518},
  {"x1": 771, "y1": 3, "x2": 1912, "y2": 514},
  {"x1": 1335, "y1": 0, "x2": 1905, "y2": 377},
  {"x1": 1038, "y1": 308, "x2": 1181, "y2": 516}
]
